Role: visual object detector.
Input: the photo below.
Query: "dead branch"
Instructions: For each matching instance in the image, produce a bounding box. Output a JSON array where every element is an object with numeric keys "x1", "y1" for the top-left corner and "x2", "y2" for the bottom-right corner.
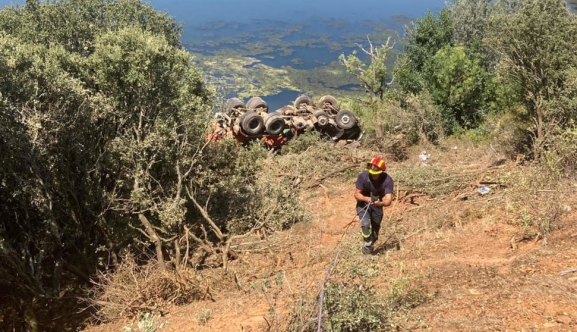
[
  {"x1": 302, "y1": 164, "x2": 356, "y2": 189},
  {"x1": 186, "y1": 187, "x2": 224, "y2": 241},
  {"x1": 559, "y1": 268, "x2": 577, "y2": 276}
]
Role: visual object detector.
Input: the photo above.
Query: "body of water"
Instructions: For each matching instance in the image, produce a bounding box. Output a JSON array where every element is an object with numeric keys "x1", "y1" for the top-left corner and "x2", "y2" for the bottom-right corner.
[
  {"x1": 0, "y1": 0, "x2": 446, "y2": 106},
  {"x1": 0, "y1": 0, "x2": 446, "y2": 41}
]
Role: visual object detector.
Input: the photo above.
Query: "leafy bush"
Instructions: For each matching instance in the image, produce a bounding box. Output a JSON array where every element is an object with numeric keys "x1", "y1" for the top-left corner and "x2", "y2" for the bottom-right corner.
[
  {"x1": 286, "y1": 239, "x2": 430, "y2": 332},
  {"x1": 283, "y1": 129, "x2": 323, "y2": 154},
  {"x1": 193, "y1": 140, "x2": 309, "y2": 236},
  {"x1": 483, "y1": 109, "x2": 532, "y2": 159},
  {"x1": 544, "y1": 122, "x2": 577, "y2": 176}
]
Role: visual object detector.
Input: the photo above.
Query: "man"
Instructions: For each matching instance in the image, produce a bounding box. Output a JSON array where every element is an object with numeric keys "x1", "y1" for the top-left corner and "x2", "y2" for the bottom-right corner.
[{"x1": 354, "y1": 156, "x2": 394, "y2": 255}]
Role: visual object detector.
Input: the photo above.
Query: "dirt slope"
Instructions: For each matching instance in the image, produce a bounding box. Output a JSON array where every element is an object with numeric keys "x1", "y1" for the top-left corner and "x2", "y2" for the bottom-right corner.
[{"x1": 86, "y1": 152, "x2": 577, "y2": 332}]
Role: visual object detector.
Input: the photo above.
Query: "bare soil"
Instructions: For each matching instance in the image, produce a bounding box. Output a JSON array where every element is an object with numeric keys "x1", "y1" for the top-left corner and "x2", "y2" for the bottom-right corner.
[{"x1": 85, "y1": 147, "x2": 577, "y2": 332}]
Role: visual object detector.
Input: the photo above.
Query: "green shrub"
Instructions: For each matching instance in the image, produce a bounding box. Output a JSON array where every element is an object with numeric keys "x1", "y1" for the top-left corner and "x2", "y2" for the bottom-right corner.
[
  {"x1": 544, "y1": 122, "x2": 577, "y2": 176},
  {"x1": 286, "y1": 239, "x2": 430, "y2": 332},
  {"x1": 283, "y1": 129, "x2": 323, "y2": 154}
]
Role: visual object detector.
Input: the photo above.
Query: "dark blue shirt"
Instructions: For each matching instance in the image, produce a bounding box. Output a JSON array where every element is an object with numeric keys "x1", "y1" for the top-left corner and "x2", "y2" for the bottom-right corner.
[{"x1": 355, "y1": 171, "x2": 394, "y2": 208}]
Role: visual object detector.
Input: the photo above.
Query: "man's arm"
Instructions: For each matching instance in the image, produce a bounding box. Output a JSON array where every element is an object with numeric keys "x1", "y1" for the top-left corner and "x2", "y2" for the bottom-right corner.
[
  {"x1": 378, "y1": 193, "x2": 393, "y2": 207},
  {"x1": 354, "y1": 188, "x2": 371, "y2": 204},
  {"x1": 376, "y1": 177, "x2": 394, "y2": 207}
]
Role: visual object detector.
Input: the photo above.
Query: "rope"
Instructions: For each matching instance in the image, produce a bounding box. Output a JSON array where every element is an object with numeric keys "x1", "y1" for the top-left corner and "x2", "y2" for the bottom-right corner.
[{"x1": 316, "y1": 203, "x2": 370, "y2": 332}]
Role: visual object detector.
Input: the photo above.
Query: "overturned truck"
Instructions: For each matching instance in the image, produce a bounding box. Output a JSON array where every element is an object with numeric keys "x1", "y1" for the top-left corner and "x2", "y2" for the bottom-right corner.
[{"x1": 208, "y1": 95, "x2": 362, "y2": 147}]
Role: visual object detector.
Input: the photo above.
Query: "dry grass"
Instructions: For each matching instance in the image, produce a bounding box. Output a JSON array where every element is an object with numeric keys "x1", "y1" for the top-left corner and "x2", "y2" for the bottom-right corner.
[
  {"x1": 82, "y1": 139, "x2": 577, "y2": 331},
  {"x1": 86, "y1": 256, "x2": 204, "y2": 322}
]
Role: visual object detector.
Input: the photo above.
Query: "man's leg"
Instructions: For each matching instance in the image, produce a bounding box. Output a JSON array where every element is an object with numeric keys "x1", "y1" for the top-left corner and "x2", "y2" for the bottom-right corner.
[
  {"x1": 370, "y1": 207, "x2": 384, "y2": 245},
  {"x1": 357, "y1": 206, "x2": 373, "y2": 254}
]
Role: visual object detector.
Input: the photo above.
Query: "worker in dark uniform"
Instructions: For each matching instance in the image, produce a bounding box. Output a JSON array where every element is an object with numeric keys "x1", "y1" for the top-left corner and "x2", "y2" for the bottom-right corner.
[{"x1": 354, "y1": 157, "x2": 394, "y2": 254}]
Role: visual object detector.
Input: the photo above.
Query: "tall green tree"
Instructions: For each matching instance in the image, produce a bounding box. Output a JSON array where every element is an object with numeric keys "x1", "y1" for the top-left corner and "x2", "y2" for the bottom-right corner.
[
  {"x1": 487, "y1": 0, "x2": 577, "y2": 158},
  {"x1": 395, "y1": 8, "x2": 453, "y2": 94},
  {"x1": 89, "y1": 26, "x2": 211, "y2": 269},
  {"x1": 0, "y1": 1, "x2": 212, "y2": 330},
  {"x1": 428, "y1": 45, "x2": 489, "y2": 131}
]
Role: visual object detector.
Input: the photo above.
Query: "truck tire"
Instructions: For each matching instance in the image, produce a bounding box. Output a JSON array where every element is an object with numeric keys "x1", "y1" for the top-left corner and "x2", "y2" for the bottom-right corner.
[
  {"x1": 313, "y1": 110, "x2": 329, "y2": 127},
  {"x1": 264, "y1": 112, "x2": 285, "y2": 136},
  {"x1": 240, "y1": 111, "x2": 265, "y2": 135},
  {"x1": 294, "y1": 95, "x2": 313, "y2": 109},
  {"x1": 224, "y1": 98, "x2": 245, "y2": 114},
  {"x1": 318, "y1": 95, "x2": 338, "y2": 111},
  {"x1": 335, "y1": 109, "x2": 357, "y2": 129},
  {"x1": 246, "y1": 97, "x2": 268, "y2": 113}
]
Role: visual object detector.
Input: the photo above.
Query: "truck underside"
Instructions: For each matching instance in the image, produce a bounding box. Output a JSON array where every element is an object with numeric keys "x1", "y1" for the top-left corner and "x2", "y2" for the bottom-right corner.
[{"x1": 207, "y1": 95, "x2": 362, "y2": 147}]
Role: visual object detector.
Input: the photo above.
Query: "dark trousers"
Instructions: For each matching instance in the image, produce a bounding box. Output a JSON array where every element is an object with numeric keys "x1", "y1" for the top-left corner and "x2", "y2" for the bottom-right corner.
[{"x1": 356, "y1": 204, "x2": 383, "y2": 246}]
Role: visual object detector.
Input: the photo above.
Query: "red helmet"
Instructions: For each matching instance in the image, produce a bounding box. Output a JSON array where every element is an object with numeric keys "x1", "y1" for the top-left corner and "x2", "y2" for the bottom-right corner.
[{"x1": 367, "y1": 157, "x2": 386, "y2": 175}]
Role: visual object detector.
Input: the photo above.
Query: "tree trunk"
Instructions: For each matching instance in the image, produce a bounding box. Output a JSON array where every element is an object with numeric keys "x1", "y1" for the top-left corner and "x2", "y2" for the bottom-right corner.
[
  {"x1": 534, "y1": 98, "x2": 545, "y2": 161},
  {"x1": 174, "y1": 238, "x2": 181, "y2": 267},
  {"x1": 138, "y1": 213, "x2": 166, "y2": 271}
]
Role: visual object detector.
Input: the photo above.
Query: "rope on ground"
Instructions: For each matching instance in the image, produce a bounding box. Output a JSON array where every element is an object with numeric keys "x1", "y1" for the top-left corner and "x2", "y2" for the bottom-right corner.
[{"x1": 315, "y1": 204, "x2": 370, "y2": 332}]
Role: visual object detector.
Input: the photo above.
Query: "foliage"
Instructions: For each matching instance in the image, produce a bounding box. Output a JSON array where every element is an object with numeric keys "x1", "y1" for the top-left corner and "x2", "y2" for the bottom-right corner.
[
  {"x1": 283, "y1": 129, "x2": 324, "y2": 154},
  {"x1": 428, "y1": 45, "x2": 489, "y2": 132},
  {"x1": 450, "y1": 0, "x2": 491, "y2": 47},
  {"x1": 544, "y1": 121, "x2": 577, "y2": 176},
  {"x1": 483, "y1": 108, "x2": 532, "y2": 159},
  {"x1": 365, "y1": 92, "x2": 443, "y2": 146},
  {"x1": 0, "y1": 0, "x2": 182, "y2": 52},
  {"x1": 339, "y1": 36, "x2": 396, "y2": 101},
  {"x1": 486, "y1": 0, "x2": 577, "y2": 159},
  {"x1": 0, "y1": 0, "x2": 215, "y2": 329},
  {"x1": 395, "y1": 9, "x2": 453, "y2": 95}
]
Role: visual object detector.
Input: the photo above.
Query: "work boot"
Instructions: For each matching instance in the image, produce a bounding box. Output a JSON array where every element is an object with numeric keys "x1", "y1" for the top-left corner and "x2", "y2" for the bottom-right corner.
[{"x1": 362, "y1": 241, "x2": 374, "y2": 255}]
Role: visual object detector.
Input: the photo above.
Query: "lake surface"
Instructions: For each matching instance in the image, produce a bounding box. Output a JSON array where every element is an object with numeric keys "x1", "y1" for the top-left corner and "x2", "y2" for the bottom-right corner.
[
  {"x1": 0, "y1": 0, "x2": 447, "y2": 110},
  {"x1": 0, "y1": 0, "x2": 445, "y2": 41}
]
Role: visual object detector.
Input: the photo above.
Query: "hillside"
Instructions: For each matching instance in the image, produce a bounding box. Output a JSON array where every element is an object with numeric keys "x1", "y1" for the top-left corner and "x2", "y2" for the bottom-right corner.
[{"x1": 85, "y1": 142, "x2": 577, "y2": 332}]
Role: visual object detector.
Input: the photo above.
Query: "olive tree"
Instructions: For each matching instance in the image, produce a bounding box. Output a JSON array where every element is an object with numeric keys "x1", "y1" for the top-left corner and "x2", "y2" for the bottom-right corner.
[
  {"x1": 89, "y1": 26, "x2": 212, "y2": 269},
  {"x1": 486, "y1": 0, "x2": 577, "y2": 159},
  {"x1": 0, "y1": 0, "x2": 212, "y2": 330}
]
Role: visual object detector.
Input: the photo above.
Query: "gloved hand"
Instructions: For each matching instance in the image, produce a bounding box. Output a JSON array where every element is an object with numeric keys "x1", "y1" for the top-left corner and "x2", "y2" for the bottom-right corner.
[{"x1": 370, "y1": 193, "x2": 380, "y2": 203}]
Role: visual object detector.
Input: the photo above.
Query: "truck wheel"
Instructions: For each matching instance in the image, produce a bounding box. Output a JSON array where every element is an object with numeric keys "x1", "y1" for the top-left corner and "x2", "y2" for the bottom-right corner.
[
  {"x1": 318, "y1": 95, "x2": 338, "y2": 111},
  {"x1": 246, "y1": 97, "x2": 268, "y2": 113},
  {"x1": 313, "y1": 110, "x2": 329, "y2": 127},
  {"x1": 335, "y1": 109, "x2": 357, "y2": 129},
  {"x1": 265, "y1": 112, "x2": 285, "y2": 136},
  {"x1": 294, "y1": 95, "x2": 313, "y2": 109},
  {"x1": 224, "y1": 98, "x2": 245, "y2": 114},
  {"x1": 240, "y1": 111, "x2": 265, "y2": 135}
]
